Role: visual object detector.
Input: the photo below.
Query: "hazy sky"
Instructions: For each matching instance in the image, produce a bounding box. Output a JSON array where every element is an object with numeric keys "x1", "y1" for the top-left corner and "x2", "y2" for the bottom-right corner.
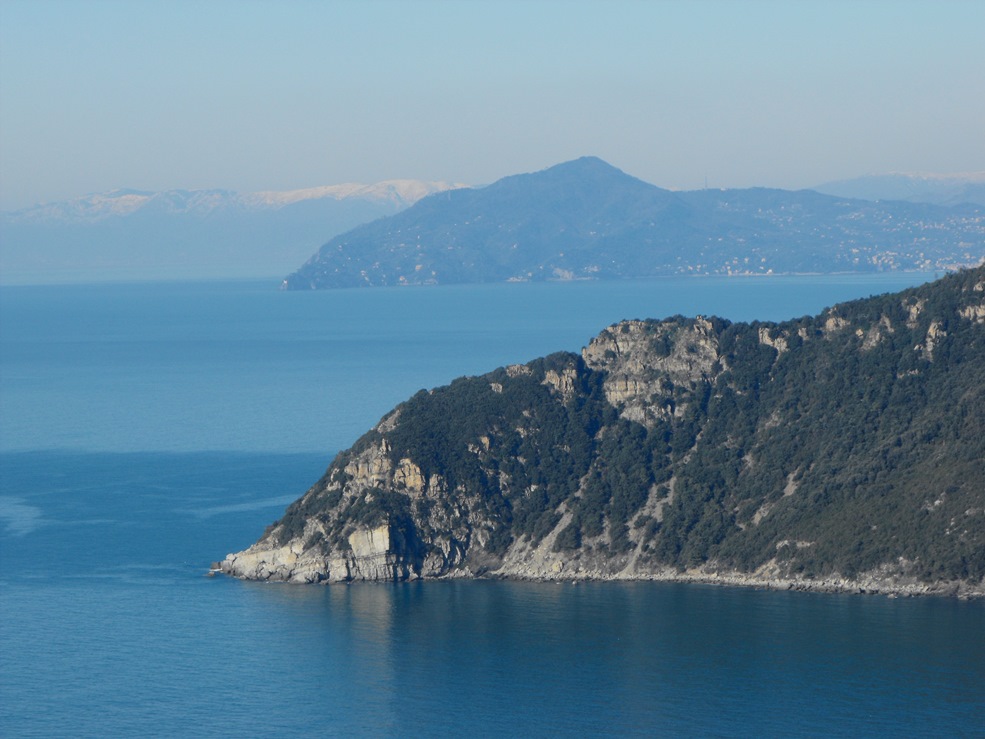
[{"x1": 1, "y1": 0, "x2": 983, "y2": 210}]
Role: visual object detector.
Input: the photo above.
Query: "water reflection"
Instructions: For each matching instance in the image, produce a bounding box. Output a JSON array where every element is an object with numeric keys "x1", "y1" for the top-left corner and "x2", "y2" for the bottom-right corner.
[{"x1": 242, "y1": 579, "x2": 985, "y2": 735}]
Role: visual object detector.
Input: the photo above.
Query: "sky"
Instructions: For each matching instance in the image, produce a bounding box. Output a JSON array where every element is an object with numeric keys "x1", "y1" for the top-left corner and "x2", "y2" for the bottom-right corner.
[{"x1": 1, "y1": 0, "x2": 983, "y2": 211}]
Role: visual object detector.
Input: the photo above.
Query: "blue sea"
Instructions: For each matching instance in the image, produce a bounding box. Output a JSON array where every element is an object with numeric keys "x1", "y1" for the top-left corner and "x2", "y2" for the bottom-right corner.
[{"x1": 1, "y1": 274, "x2": 983, "y2": 736}]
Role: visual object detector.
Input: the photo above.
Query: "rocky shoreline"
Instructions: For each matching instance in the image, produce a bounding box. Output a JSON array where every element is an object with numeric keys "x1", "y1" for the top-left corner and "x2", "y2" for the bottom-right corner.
[
  {"x1": 216, "y1": 543, "x2": 984, "y2": 599},
  {"x1": 486, "y1": 547, "x2": 985, "y2": 598},
  {"x1": 216, "y1": 565, "x2": 983, "y2": 599},
  {"x1": 487, "y1": 569, "x2": 984, "y2": 599}
]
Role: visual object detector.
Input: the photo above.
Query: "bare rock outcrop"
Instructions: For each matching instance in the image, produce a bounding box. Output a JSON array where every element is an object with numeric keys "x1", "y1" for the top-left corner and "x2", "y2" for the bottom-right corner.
[
  {"x1": 220, "y1": 267, "x2": 985, "y2": 597},
  {"x1": 583, "y1": 317, "x2": 725, "y2": 426}
]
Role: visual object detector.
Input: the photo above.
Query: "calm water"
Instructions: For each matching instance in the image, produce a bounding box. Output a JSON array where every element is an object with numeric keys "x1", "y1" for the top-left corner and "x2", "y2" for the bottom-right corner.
[{"x1": 2, "y1": 275, "x2": 983, "y2": 736}]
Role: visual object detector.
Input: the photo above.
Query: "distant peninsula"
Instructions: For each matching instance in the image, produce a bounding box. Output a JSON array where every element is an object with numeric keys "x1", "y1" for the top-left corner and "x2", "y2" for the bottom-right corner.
[
  {"x1": 283, "y1": 157, "x2": 985, "y2": 290},
  {"x1": 222, "y1": 266, "x2": 985, "y2": 597}
]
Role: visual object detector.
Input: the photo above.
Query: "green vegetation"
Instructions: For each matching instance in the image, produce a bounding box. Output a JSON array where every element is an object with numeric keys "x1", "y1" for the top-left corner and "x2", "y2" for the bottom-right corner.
[{"x1": 268, "y1": 266, "x2": 985, "y2": 585}]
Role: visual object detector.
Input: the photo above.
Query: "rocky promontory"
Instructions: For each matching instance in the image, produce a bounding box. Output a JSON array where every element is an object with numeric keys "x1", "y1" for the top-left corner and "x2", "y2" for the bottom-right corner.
[{"x1": 222, "y1": 267, "x2": 985, "y2": 597}]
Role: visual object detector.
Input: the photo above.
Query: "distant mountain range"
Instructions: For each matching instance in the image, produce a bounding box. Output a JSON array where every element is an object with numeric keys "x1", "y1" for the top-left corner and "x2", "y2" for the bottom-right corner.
[
  {"x1": 284, "y1": 157, "x2": 985, "y2": 289},
  {"x1": 4, "y1": 160, "x2": 983, "y2": 286},
  {"x1": 0, "y1": 180, "x2": 464, "y2": 283},
  {"x1": 814, "y1": 172, "x2": 985, "y2": 207}
]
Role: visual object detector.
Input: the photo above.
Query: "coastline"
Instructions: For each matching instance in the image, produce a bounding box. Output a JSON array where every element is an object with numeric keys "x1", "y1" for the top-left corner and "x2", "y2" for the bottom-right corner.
[
  {"x1": 483, "y1": 550, "x2": 985, "y2": 598},
  {"x1": 482, "y1": 568, "x2": 985, "y2": 599},
  {"x1": 217, "y1": 551, "x2": 984, "y2": 599}
]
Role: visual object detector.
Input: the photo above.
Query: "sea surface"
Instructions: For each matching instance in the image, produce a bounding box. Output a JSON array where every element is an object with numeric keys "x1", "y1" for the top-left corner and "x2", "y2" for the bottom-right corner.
[{"x1": 1, "y1": 274, "x2": 983, "y2": 736}]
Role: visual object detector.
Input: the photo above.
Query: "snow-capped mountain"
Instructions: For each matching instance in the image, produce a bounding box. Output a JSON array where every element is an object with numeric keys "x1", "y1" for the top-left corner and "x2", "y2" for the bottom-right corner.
[
  {"x1": 6, "y1": 180, "x2": 466, "y2": 224},
  {"x1": 240, "y1": 180, "x2": 464, "y2": 209},
  {"x1": 0, "y1": 180, "x2": 468, "y2": 283}
]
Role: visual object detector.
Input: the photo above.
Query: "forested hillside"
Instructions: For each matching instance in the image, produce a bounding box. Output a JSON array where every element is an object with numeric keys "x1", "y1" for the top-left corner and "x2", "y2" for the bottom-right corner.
[{"x1": 223, "y1": 267, "x2": 985, "y2": 594}]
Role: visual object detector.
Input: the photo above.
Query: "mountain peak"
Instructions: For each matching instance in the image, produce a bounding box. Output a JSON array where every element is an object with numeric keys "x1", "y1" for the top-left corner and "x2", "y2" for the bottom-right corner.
[
  {"x1": 479, "y1": 156, "x2": 666, "y2": 204},
  {"x1": 284, "y1": 159, "x2": 985, "y2": 290},
  {"x1": 548, "y1": 155, "x2": 621, "y2": 172},
  {"x1": 522, "y1": 156, "x2": 641, "y2": 184}
]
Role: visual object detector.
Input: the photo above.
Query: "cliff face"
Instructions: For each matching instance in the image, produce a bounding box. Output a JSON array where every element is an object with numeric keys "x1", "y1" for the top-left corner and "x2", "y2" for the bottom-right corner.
[{"x1": 222, "y1": 267, "x2": 985, "y2": 595}]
